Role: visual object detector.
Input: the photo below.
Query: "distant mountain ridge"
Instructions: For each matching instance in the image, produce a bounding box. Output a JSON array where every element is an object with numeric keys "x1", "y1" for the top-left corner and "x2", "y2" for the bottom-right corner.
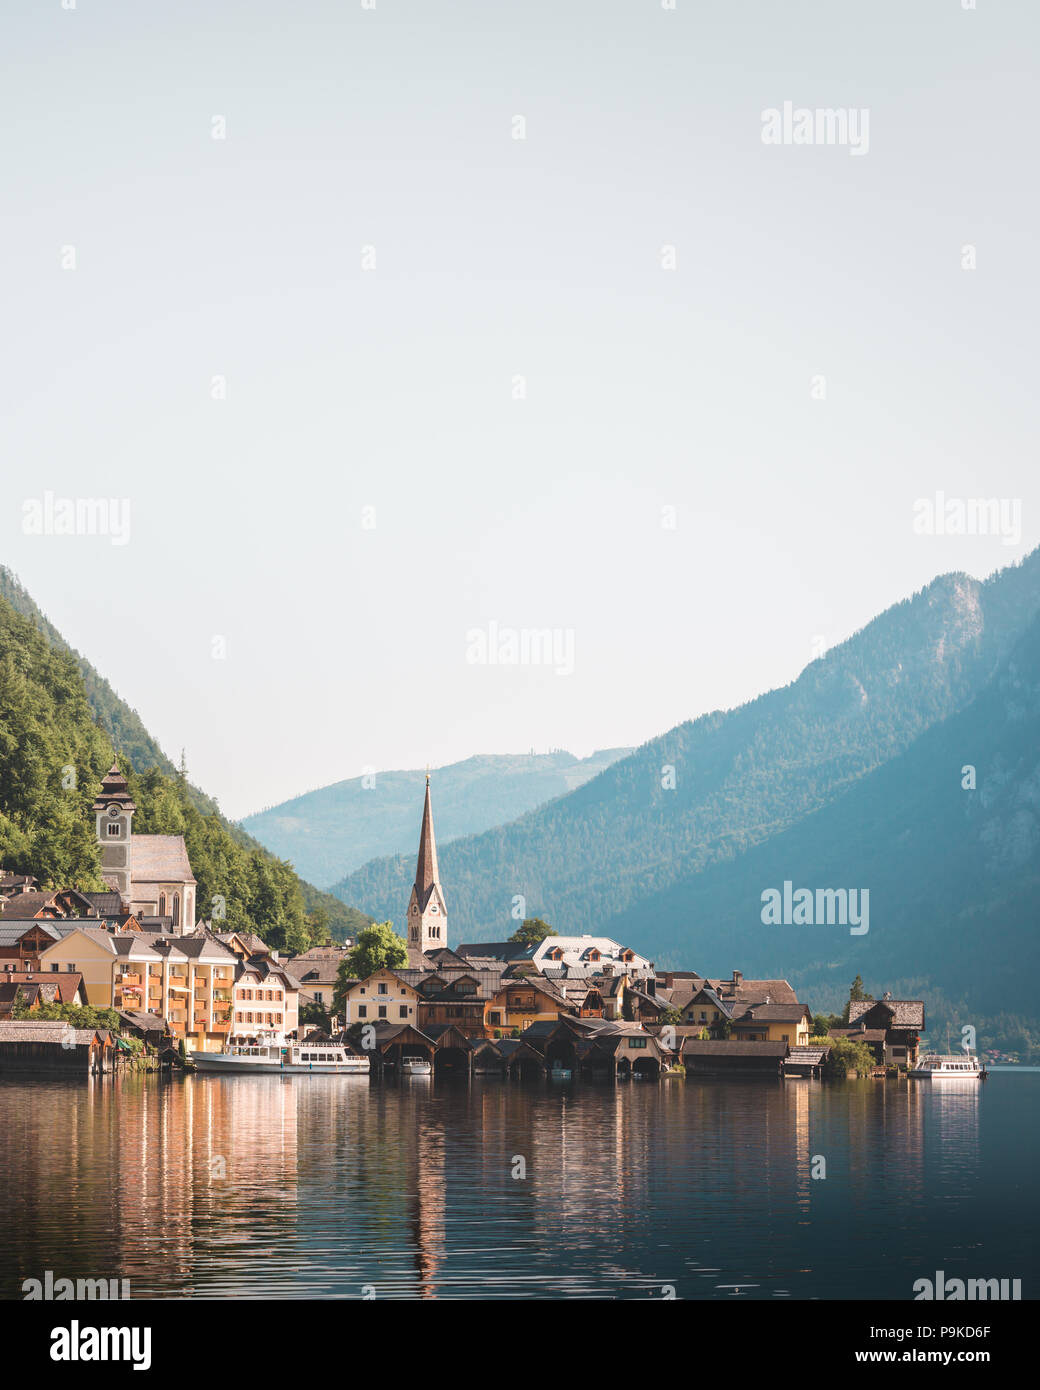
[
  {"x1": 241, "y1": 748, "x2": 632, "y2": 888},
  {"x1": 331, "y1": 553, "x2": 1040, "y2": 1042}
]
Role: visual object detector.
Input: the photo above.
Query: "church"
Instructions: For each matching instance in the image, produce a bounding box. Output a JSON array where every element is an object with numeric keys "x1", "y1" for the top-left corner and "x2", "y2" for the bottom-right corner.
[
  {"x1": 405, "y1": 774, "x2": 450, "y2": 966},
  {"x1": 92, "y1": 762, "x2": 198, "y2": 933}
]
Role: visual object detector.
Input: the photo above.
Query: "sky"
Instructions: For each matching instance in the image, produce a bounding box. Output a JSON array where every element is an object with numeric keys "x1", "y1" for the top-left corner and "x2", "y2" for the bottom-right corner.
[{"x1": 2, "y1": 0, "x2": 1037, "y2": 819}]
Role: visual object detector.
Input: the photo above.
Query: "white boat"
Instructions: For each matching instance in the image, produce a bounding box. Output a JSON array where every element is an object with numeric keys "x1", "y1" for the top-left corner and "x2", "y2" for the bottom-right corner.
[
  {"x1": 400, "y1": 1055, "x2": 432, "y2": 1076},
  {"x1": 192, "y1": 1032, "x2": 370, "y2": 1075},
  {"x1": 909, "y1": 1052, "x2": 985, "y2": 1080}
]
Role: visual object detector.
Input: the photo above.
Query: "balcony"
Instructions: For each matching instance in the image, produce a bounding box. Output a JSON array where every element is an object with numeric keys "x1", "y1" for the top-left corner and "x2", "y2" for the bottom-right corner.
[{"x1": 118, "y1": 974, "x2": 142, "y2": 986}]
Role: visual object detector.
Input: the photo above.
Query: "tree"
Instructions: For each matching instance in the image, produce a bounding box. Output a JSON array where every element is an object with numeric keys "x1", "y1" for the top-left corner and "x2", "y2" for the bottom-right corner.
[
  {"x1": 508, "y1": 917, "x2": 557, "y2": 947},
  {"x1": 299, "y1": 1000, "x2": 331, "y2": 1034},
  {"x1": 658, "y1": 1006, "x2": 683, "y2": 1026},
  {"x1": 824, "y1": 1035, "x2": 876, "y2": 1079},
  {"x1": 842, "y1": 975, "x2": 874, "y2": 1023},
  {"x1": 334, "y1": 921, "x2": 408, "y2": 1013}
]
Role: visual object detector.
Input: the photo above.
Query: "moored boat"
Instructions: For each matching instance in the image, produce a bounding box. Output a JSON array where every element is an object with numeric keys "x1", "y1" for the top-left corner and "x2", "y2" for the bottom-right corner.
[
  {"x1": 400, "y1": 1055, "x2": 432, "y2": 1076},
  {"x1": 909, "y1": 1052, "x2": 985, "y2": 1080},
  {"x1": 192, "y1": 1031, "x2": 370, "y2": 1075}
]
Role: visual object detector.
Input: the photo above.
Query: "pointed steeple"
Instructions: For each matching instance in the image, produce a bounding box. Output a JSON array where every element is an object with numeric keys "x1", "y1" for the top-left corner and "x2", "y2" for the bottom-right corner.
[
  {"x1": 406, "y1": 773, "x2": 447, "y2": 956},
  {"x1": 414, "y1": 774, "x2": 440, "y2": 909}
]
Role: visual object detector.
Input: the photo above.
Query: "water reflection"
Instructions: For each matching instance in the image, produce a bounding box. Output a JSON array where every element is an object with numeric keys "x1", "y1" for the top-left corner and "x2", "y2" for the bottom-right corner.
[{"x1": 0, "y1": 1071, "x2": 1034, "y2": 1300}]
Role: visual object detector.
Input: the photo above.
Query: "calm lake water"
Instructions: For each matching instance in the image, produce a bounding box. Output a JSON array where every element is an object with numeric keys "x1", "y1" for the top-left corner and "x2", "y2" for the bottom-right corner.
[{"x1": 1, "y1": 1070, "x2": 1036, "y2": 1300}]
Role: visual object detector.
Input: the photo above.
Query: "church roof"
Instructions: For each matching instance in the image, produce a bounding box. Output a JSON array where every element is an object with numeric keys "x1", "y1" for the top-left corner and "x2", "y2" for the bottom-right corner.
[{"x1": 130, "y1": 836, "x2": 196, "y2": 886}]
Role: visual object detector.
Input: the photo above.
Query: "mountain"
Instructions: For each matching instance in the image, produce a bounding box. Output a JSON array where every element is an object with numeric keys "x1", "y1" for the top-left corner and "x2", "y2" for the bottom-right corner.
[
  {"x1": 332, "y1": 553, "x2": 1040, "y2": 1035},
  {"x1": 241, "y1": 749, "x2": 632, "y2": 888},
  {"x1": 606, "y1": 608, "x2": 1040, "y2": 1048},
  {"x1": 0, "y1": 568, "x2": 370, "y2": 947}
]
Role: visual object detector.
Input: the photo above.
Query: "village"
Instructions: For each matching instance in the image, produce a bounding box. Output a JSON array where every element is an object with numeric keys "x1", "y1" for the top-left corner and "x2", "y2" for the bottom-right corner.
[{"x1": 0, "y1": 764, "x2": 924, "y2": 1083}]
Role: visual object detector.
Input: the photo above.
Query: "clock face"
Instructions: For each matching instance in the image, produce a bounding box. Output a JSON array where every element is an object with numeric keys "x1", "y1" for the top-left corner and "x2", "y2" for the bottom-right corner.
[{"x1": 108, "y1": 806, "x2": 121, "y2": 818}]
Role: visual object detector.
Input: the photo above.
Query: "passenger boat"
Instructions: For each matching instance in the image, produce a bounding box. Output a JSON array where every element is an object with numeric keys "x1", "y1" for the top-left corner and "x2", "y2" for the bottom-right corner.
[
  {"x1": 400, "y1": 1055, "x2": 432, "y2": 1076},
  {"x1": 192, "y1": 1031, "x2": 370, "y2": 1075},
  {"x1": 909, "y1": 1052, "x2": 985, "y2": 1080}
]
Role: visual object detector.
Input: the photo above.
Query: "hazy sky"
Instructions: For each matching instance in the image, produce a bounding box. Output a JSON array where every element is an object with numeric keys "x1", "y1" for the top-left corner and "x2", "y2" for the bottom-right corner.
[{"x1": 2, "y1": 0, "x2": 1037, "y2": 819}]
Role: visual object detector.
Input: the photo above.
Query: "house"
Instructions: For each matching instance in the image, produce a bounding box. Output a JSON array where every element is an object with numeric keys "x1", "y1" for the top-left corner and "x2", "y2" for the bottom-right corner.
[
  {"x1": 0, "y1": 872, "x2": 39, "y2": 901},
  {"x1": 677, "y1": 984, "x2": 733, "y2": 1030},
  {"x1": 230, "y1": 955, "x2": 300, "y2": 1041},
  {"x1": 529, "y1": 935, "x2": 654, "y2": 979},
  {"x1": 286, "y1": 943, "x2": 352, "y2": 1013},
  {"x1": 525, "y1": 1017, "x2": 668, "y2": 1080},
  {"x1": 831, "y1": 994, "x2": 924, "y2": 1066},
  {"x1": 0, "y1": 1020, "x2": 115, "y2": 1074},
  {"x1": 92, "y1": 762, "x2": 198, "y2": 933},
  {"x1": 38, "y1": 925, "x2": 240, "y2": 1052},
  {"x1": 0, "y1": 972, "x2": 84, "y2": 1019},
  {"x1": 486, "y1": 975, "x2": 573, "y2": 1034},
  {"x1": 413, "y1": 972, "x2": 492, "y2": 1039},
  {"x1": 0, "y1": 888, "x2": 97, "y2": 920},
  {"x1": 360, "y1": 1021, "x2": 437, "y2": 1075},
  {"x1": 729, "y1": 1002, "x2": 812, "y2": 1046},
  {"x1": 681, "y1": 1039, "x2": 788, "y2": 1075},
  {"x1": 342, "y1": 968, "x2": 421, "y2": 1026}
]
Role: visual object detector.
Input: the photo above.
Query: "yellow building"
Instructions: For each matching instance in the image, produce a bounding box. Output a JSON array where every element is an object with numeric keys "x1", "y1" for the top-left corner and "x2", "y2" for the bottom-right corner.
[
  {"x1": 486, "y1": 976, "x2": 571, "y2": 1034},
  {"x1": 729, "y1": 1003, "x2": 812, "y2": 1046},
  {"x1": 39, "y1": 926, "x2": 239, "y2": 1052},
  {"x1": 342, "y1": 969, "x2": 421, "y2": 1026}
]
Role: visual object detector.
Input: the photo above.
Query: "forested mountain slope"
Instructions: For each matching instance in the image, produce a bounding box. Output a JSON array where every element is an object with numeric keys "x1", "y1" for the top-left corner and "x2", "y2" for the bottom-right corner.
[{"x1": 333, "y1": 552, "x2": 1040, "y2": 962}]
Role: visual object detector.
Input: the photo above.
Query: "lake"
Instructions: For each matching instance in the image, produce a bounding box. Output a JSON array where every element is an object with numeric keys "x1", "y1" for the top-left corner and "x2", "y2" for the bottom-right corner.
[{"x1": 1, "y1": 1069, "x2": 1036, "y2": 1300}]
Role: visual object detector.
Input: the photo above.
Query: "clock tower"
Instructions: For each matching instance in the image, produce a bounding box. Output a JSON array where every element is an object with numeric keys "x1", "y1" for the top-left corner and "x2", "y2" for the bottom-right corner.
[{"x1": 92, "y1": 761, "x2": 137, "y2": 900}]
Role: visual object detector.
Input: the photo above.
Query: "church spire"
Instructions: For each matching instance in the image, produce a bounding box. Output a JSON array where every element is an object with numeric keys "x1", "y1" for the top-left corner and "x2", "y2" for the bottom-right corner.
[
  {"x1": 407, "y1": 773, "x2": 446, "y2": 955},
  {"x1": 414, "y1": 773, "x2": 440, "y2": 907}
]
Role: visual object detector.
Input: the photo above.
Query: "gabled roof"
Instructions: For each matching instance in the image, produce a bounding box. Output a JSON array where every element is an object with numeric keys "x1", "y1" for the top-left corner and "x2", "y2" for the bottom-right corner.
[
  {"x1": 0, "y1": 1020, "x2": 109, "y2": 1045},
  {"x1": 733, "y1": 1002, "x2": 811, "y2": 1023},
  {"x1": 0, "y1": 975, "x2": 84, "y2": 1012},
  {"x1": 454, "y1": 942, "x2": 535, "y2": 963},
  {"x1": 848, "y1": 998, "x2": 924, "y2": 1028},
  {"x1": 710, "y1": 978, "x2": 799, "y2": 1005},
  {"x1": 130, "y1": 836, "x2": 196, "y2": 886},
  {"x1": 681, "y1": 1040, "x2": 788, "y2": 1057},
  {"x1": 0, "y1": 889, "x2": 95, "y2": 920}
]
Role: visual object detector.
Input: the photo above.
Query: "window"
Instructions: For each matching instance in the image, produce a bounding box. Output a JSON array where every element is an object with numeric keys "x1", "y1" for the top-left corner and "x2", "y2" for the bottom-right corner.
[
  {"x1": 399, "y1": 1005, "x2": 408, "y2": 1019},
  {"x1": 628, "y1": 1038, "x2": 648, "y2": 1049},
  {"x1": 378, "y1": 1006, "x2": 387, "y2": 1019},
  {"x1": 378, "y1": 982, "x2": 388, "y2": 995},
  {"x1": 314, "y1": 991, "x2": 324, "y2": 1004},
  {"x1": 358, "y1": 1005, "x2": 367, "y2": 1018},
  {"x1": 173, "y1": 893, "x2": 180, "y2": 928},
  {"x1": 51, "y1": 963, "x2": 59, "y2": 973},
  {"x1": 107, "y1": 823, "x2": 121, "y2": 837}
]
